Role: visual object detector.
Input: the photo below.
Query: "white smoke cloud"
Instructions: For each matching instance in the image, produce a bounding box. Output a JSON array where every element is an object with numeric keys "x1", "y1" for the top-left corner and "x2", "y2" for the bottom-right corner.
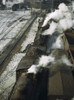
[
  {"x1": 42, "y1": 21, "x2": 58, "y2": 35},
  {"x1": 54, "y1": 55, "x2": 74, "y2": 67},
  {"x1": 63, "y1": 12, "x2": 72, "y2": 19},
  {"x1": 2, "y1": 0, "x2": 6, "y2": 5},
  {"x1": 27, "y1": 65, "x2": 39, "y2": 74},
  {"x1": 51, "y1": 35, "x2": 64, "y2": 49},
  {"x1": 58, "y1": 3, "x2": 69, "y2": 12},
  {"x1": 61, "y1": 55, "x2": 73, "y2": 66},
  {"x1": 42, "y1": 10, "x2": 63, "y2": 27},
  {"x1": 59, "y1": 18, "x2": 73, "y2": 31},
  {"x1": 72, "y1": 1, "x2": 74, "y2": 11},
  {"x1": 57, "y1": 24, "x2": 63, "y2": 33},
  {"x1": 38, "y1": 55, "x2": 55, "y2": 67},
  {"x1": 49, "y1": 10, "x2": 63, "y2": 21},
  {"x1": 27, "y1": 55, "x2": 55, "y2": 74},
  {"x1": 42, "y1": 18, "x2": 73, "y2": 36},
  {"x1": 27, "y1": 51, "x2": 74, "y2": 74},
  {"x1": 42, "y1": 13, "x2": 50, "y2": 27},
  {"x1": 42, "y1": 3, "x2": 72, "y2": 31}
]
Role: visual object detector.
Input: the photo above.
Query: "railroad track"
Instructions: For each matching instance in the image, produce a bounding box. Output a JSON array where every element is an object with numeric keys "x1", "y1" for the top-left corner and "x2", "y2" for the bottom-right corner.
[
  {"x1": 0, "y1": 13, "x2": 38, "y2": 100},
  {"x1": 0, "y1": 10, "x2": 32, "y2": 56},
  {"x1": 0, "y1": 11, "x2": 30, "y2": 38},
  {"x1": 0, "y1": 14, "x2": 37, "y2": 68},
  {"x1": 0, "y1": 15, "x2": 27, "y2": 39}
]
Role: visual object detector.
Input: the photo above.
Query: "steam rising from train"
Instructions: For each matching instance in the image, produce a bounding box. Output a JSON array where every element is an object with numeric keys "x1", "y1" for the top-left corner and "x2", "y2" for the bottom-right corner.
[
  {"x1": 42, "y1": 3, "x2": 73, "y2": 35},
  {"x1": 2, "y1": 0, "x2": 6, "y2": 5},
  {"x1": 27, "y1": 3, "x2": 74, "y2": 74},
  {"x1": 72, "y1": 1, "x2": 74, "y2": 12},
  {"x1": 28, "y1": 50, "x2": 73, "y2": 74}
]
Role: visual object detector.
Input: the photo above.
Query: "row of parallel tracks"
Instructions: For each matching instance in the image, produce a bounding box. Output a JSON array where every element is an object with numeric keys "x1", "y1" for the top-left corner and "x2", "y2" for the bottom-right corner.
[{"x1": 0, "y1": 10, "x2": 38, "y2": 100}]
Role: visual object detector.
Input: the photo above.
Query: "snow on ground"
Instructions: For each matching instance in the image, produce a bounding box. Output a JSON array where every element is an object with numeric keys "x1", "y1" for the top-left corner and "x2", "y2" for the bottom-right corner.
[
  {"x1": 4, "y1": 20, "x2": 28, "y2": 39},
  {"x1": 0, "y1": 14, "x2": 38, "y2": 100},
  {"x1": 14, "y1": 10, "x2": 31, "y2": 17},
  {"x1": 0, "y1": 39, "x2": 11, "y2": 53},
  {"x1": 0, "y1": 53, "x2": 26, "y2": 100},
  {"x1": 20, "y1": 18, "x2": 39, "y2": 52},
  {"x1": 0, "y1": 11, "x2": 31, "y2": 37},
  {"x1": 0, "y1": 10, "x2": 31, "y2": 53}
]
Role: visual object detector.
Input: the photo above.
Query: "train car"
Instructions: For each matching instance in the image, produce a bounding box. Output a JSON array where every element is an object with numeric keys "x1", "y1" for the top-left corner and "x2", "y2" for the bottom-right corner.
[
  {"x1": 9, "y1": 34, "x2": 74, "y2": 100},
  {"x1": 9, "y1": 14, "x2": 74, "y2": 100},
  {"x1": 9, "y1": 2, "x2": 74, "y2": 100}
]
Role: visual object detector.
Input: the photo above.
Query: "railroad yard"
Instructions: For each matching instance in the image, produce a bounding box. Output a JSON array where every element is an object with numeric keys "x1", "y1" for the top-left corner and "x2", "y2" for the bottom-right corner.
[
  {"x1": 0, "y1": 1, "x2": 74, "y2": 100},
  {"x1": 0, "y1": 10, "x2": 38, "y2": 100}
]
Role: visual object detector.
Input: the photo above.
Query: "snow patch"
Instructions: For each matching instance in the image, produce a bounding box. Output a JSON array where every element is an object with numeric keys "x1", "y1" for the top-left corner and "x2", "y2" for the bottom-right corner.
[
  {"x1": 21, "y1": 18, "x2": 38, "y2": 52},
  {"x1": 0, "y1": 53, "x2": 25, "y2": 96},
  {"x1": 0, "y1": 39, "x2": 12, "y2": 52}
]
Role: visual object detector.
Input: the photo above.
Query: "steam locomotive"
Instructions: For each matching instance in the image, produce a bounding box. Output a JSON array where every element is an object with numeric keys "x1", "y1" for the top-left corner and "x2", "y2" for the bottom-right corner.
[{"x1": 9, "y1": 10, "x2": 74, "y2": 100}]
